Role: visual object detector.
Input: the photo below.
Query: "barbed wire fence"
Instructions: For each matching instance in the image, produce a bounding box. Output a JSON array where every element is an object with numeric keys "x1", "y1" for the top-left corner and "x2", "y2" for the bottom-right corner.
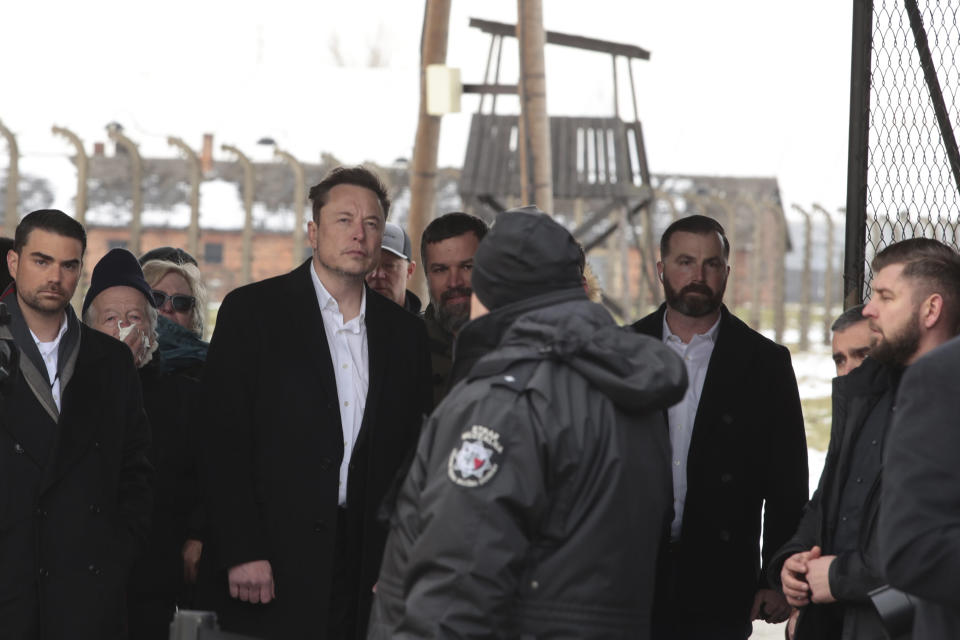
[{"x1": 846, "y1": 0, "x2": 960, "y2": 306}]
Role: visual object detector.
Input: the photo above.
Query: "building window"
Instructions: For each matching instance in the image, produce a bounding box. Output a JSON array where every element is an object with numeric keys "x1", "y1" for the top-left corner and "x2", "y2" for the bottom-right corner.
[
  {"x1": 108, "y1": 239, "x2": 128, "y2": 250},
  {"x1": 204, "y1": 242, "x2": 224, "y2": 264}
]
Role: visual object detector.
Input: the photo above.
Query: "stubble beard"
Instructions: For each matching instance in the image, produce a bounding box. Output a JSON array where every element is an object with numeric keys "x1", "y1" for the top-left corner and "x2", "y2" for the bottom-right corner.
[
  {"x1": 662, "y1": 274, "x2": 726, "y2": 318},
  {"x1": 869, "y1": 314, "x2": 922, "y2": 366},
  {"x1": 19, "y1": 286, "x2": 70, "y2": 317},
  {"x1": 317, "y1": 255, "x2": 369, "y2": 282},
  {"x1": 432, "y1": 286, "x2": 472, "y2": 334}
]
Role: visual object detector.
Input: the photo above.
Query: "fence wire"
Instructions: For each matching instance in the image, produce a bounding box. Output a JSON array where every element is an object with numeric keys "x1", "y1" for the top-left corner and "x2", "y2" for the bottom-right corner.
[{"x1": 860, "y1": 0, "x2": 960, "y2": 298}]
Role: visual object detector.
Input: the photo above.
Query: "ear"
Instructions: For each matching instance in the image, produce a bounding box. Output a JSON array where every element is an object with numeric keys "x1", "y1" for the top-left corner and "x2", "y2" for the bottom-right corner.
[
  {"x1": 656, "y1": 261, "x2": 664, "y2": 282},
  {"x1": 6, "y1": 249, "x2": 18, "y2": 280},
  {"x1": 920, "y1": 293, "x2": 944, "y2": 330},
  {"x1": 406, "y1": 261, "x2": 416, "y2": 279},
  {"x1": 307, "y1": 219, "x2": 318, "y2": 247}
]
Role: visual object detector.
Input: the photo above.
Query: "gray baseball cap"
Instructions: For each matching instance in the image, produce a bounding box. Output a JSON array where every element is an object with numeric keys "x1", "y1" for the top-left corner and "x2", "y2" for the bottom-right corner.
[{"x1": 382, "y1": 222, "x2": 412, "y2": 260}]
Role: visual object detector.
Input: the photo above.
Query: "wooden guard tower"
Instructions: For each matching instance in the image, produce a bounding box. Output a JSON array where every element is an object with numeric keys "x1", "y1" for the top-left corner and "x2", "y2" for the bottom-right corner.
[{"x1": 459, "y1": 18, "x2": 656, "y2": 314}]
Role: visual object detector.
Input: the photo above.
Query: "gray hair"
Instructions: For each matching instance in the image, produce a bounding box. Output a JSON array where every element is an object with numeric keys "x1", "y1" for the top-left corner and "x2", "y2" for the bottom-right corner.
[
  {"x1": 831, "y1": 304, "x2": 867, "y2": 333},
  {"x1": 83, "y1": 296, "x2": 160, "y2": 369}
]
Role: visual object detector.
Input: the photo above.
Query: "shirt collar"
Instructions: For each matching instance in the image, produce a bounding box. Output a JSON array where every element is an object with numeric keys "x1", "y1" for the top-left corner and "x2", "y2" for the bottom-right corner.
[
  {"x1": 310, "y1": 261, "x2": 366, "y2": 328},
  {"x1": 662, "y1": 310, "x2": 721, "y2": 345},
  {"x1": 30, "y1": 313, "x2": 69, "y2": 350}
]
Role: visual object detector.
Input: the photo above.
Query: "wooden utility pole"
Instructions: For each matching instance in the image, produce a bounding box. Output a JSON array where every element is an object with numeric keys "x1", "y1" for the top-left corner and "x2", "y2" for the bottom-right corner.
[
  {"x1": 52, "y1": 126, "x2": 89, "y2": 225},
  {"x1": 813, "y1": 203, "x2": 836, "y2": 345},
  {"x1": 517, "y1": 0, "x2": 553, "y2": 212},
  {"x1": 274, "y1": 147, "x2": 307, "y2": 269},
  {"x1": 0, "y1": 119, "x2": 20, "y2": 236},
  {"x1": 792, "y1": 204, "x2": 813, "y2": 351},
  {"x1": 168, "y1": 137, "x2": 202, "y2": 257},
  {"x1": 408, "y1": 0, "x2": 452, "y2": 298},
  {"x1": 222, "y1": 145, "x2": 255, "y2": 285},
  {"x1": 107, "y1": 124, "x2": 144, "y2": 254}
]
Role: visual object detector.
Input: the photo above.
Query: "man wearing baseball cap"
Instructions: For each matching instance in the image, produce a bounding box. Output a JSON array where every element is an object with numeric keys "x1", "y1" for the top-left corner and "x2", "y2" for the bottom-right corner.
[
  {"x1": 366, "y1": 222, "x2": 421, "y2": 313},
  {"x1": 368, "y1": 206, "x2": 688, "y2": 639}
]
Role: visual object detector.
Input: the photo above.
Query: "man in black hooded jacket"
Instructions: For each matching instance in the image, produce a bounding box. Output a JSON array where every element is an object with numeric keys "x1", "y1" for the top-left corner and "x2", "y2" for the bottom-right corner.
[{"x1": 367, "y1": 206, "x2": 688, "y2": 639}]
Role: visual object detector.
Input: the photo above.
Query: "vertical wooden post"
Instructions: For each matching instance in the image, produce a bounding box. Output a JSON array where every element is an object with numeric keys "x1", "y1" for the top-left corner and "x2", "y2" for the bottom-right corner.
[
  {"x1": 0, "y1": 119, "x2": 20, "y2": 237},
  {"x1": 222, "y1": 145, "x2": 255, "y2": 285},
  {"x1": 517, "y1": 0, "x2": 553, "y2": 212},
  {"x1": 52, "y1": 127, "x2": 89, "y2": 226},
  {"x1": 167, "y1": 136, "x2": 202, "y2": 258},
  {"x1": 275, "y1": 148, "x2": 307, "y2": 268},
  {"x1": 107, "y1": 124, "x2": 143, "y2": 254}
]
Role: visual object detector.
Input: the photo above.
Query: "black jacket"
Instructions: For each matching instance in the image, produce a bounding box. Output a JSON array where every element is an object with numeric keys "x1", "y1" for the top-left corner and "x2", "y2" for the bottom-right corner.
[
  {"x1": 368, "y1": 291, "x2": 687, "y2": 639},
  {"x1": 197, "y1": 260, "x2": 432, "y2": 640},
  {"x1": 0, "y1": 292, "x2": 153, "y2": 639},
  {"x1": 632, "y1": 304, "x2": 808, "y2": 625},
  {"x1": 881, "y1": 336, "x2": 960, "y2": 639},
  {"x1": 771, "y1": 357, "x2": 893, "y2": 640}
]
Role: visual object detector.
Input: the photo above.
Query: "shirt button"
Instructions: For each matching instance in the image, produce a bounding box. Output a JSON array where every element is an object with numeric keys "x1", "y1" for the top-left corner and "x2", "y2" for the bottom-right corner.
[
  {"x1": 342, "y1": 363, "x2": 348, "y2": 369},
  {"x1": 674, "y1": 460, "x2": 681, "y2": 466},
  {"x1": 344, "y1": 401, "x2": 349, "y2": 407},
  {"x1": 871, "y1": 439, "x2": 878, "y2": 446},
  {"x1": 856, "y1": 477, "x2": 863, "y2": 484},
  {"x1": 841, "y1": 515, "x2": 848, "y2": 522}
]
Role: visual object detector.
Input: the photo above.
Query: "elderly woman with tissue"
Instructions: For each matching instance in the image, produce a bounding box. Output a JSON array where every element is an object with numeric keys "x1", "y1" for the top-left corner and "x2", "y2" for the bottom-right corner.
[{"x1": 82, "y1": 248, "x2": 200, "y2": 640}]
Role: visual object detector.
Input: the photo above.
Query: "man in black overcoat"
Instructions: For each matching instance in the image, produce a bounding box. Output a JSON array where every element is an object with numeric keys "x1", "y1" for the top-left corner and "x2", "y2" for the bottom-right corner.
[
  {"x1": 196, "y1": 166, "x2": 432, "y2": 639},
  {"x1": 631, "y1": 214, "x2": 808, "y2": 639},
  {"x1": 0, "y1": 209, "x2": 153, "y2": 639},
  {"x1": 880, "y1": 334, "x2": 960, "y2": 639}
]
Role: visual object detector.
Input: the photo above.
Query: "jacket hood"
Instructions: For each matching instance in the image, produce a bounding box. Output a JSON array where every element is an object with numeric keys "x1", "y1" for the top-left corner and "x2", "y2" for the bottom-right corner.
[{"x1": 462, "y1": 293, "x2": 687, "y2": 413}]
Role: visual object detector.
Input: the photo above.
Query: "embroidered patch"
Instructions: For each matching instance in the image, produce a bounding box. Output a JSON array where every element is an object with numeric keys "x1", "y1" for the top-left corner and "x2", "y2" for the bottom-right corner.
[{"x1": 448, "y1": 425, "x2": 504, "y2": 487}]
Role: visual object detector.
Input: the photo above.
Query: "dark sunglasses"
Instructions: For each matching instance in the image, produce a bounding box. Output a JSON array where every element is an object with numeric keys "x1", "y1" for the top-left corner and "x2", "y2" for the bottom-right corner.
[{"x1": 152, "y1": 290, "x2": 196, "y2": 312}]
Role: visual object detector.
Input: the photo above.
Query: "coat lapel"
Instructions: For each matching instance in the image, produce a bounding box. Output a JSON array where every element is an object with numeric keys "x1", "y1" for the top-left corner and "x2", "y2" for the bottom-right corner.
[
  {"x1": 354, "y1": 286, "x2": 387, "y2": 451},
  {"x1": 289, "y1": 261, "x2": 341, "y2": 411},
  {"x1": 40, "y1": 326, "x2": 104, "y2": 493}
]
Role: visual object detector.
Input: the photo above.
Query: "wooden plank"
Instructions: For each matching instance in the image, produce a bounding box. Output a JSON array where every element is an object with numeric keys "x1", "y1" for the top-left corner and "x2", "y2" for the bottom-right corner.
[{"x1": 469, "y1": 17, "x2": 650, "y2": 60}]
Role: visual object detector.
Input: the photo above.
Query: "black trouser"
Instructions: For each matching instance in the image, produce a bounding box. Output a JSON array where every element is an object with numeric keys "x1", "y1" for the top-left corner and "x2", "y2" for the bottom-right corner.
[
  {"x1": 651, "y1": 541, "x2": 753, "y2": 640},
  {"x1": 326, "y1": 506, "x2": 360, "y2": 640}
]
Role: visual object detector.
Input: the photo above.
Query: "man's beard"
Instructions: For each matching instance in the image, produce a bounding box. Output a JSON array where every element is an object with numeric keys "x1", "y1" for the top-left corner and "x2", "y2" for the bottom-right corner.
[
  {"x1": 869, "y1": 314, "x2": 922, "y2": 366},
  {"x1": 433, "y1": 286, "x2": 472, "y2": 334},
  {"x1": 19, "y1": 286, "x2": 70, "y2": 316},
  {"x1": 662, "y1": 274, "x2": 725, "y2": 318}
]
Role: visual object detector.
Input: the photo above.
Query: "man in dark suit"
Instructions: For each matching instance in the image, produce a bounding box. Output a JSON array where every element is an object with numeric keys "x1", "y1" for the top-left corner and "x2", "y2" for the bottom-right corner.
[
  {"x1": 0, "y1": 209, "x2": 153, "y2": 639},
  {"x1": 631, "y1": 214, "x2": 808, "y2": 639},
  {"x1": 197, "y1": 166, "x2": 432, "y2": 639},
  {"x1": 880, "y1": 334, "x2": 960, "y2": 639},
  {"x1": 773, "y1": 238, "x2": 960, "y2": 639}
]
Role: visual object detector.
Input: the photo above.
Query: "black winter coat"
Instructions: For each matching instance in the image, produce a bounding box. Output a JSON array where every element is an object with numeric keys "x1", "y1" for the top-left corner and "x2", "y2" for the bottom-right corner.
[
  {"x1": 0, "y1": 297, "x2": 153, "y2": 639},
  {"x1": 770, "y1": 357, "x2": 893, "y2": 640},
  {"x1": 368, "y1": 291, "x2": 687, "y2": 639}
]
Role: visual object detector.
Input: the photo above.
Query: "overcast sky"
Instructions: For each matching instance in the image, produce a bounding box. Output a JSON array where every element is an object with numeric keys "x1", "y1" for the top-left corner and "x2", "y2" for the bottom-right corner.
[{"x1": 3, "y1": 0, "x2": 852, "y2": 216}]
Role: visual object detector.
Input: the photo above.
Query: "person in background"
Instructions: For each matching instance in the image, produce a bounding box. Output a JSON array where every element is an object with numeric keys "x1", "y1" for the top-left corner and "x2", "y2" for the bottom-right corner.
[
  {"x1": 773, "y1": 238, "x2": 960, "y2": 639},
  {"x1": 420, "y1": 211, "x2": 488, "y2": 404},
  {"x1": 366, "y1": 222, "x2": 420, "y2": 313},
  {"x1": 632, "y1": 214, "x2": 807, "y2": 640},
  {"x1": 83, "y1": 248, "x2": 202, "y2": 640},
  {"x1": 830, "y1": 304, "x2": 872, "y2": 376}
]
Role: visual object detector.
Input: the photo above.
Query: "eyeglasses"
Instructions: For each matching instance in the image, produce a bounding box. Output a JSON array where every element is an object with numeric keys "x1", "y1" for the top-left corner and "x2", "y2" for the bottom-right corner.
[{"x1": 152, "y1": 290, "x2": 196, "y2": 312}]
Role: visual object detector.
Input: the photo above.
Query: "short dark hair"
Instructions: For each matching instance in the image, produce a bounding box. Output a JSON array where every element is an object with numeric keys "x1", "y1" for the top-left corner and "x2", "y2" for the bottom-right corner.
[
  {"x1": 831, "y1": 304, "x2": 866, "y2": 332},
  {"x1": 420, "y1": 212, "x2": 489, "y2": 266},
  {"x1": 871, "y1": 237, "x2": 960, "y2": 331},
  {"x1": 308, "y1": 166, "x2": 390, "y2": 222},
  {"x1": 14, "y1": 209, "x2": 87, "y2": 256},
  {"x1": 660, "y1": 214, "x2": 730, "y2": 260}
]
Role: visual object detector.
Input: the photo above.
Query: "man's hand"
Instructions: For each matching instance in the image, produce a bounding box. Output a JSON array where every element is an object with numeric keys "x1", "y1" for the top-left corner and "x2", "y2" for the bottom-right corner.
[
  {"x1": 780, "y1": 548, "x2": 816, "y2": 607},
  {"x1": 228, "y1": 560, "x2": 276, "y2": 604},
  {"x1": 182, "y1": 538, "x2": 203, "y2": 584},
  {"x1": 119, "y1": 323, "x2": 149, "y2": 367},
  {"x1": 750, "y1": 588, "x2": 791, "y2": 623},
  {"x1": 804, "y1": 547, "x2": 837, "y2": 604}
]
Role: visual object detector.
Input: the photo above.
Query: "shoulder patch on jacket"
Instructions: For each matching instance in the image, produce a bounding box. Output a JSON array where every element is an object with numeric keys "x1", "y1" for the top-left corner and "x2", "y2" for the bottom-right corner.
[{"x1": 448, "y1": 424, "x2": 504, "y2": 487}]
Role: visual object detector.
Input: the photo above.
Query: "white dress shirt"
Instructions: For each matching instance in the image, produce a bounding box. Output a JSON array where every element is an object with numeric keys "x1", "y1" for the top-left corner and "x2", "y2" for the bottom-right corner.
[
  {"x1": 311, "y1": 263, "x2": 369, "y2": 507},
  {"x1": 662, "y1": 311, "x2": 721, "y2": 540},
  {"x1": 30, "y1": 315, "x2": 69, "y2": 413}
]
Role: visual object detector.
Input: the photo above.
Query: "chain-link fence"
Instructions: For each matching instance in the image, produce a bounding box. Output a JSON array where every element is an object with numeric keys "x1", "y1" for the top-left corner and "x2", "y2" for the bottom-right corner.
[{"x1": 847, "y1": 0, "x2": 960, "y2": 304}]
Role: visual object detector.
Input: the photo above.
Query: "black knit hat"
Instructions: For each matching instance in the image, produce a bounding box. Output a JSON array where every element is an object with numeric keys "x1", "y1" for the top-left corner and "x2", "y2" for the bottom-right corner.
[
  {"x1": 471, "y1": 206, "x2": 585, "y2": 311},
  {"x1": 83, "y1": 248, "x2": 158, "y2": 316}
]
